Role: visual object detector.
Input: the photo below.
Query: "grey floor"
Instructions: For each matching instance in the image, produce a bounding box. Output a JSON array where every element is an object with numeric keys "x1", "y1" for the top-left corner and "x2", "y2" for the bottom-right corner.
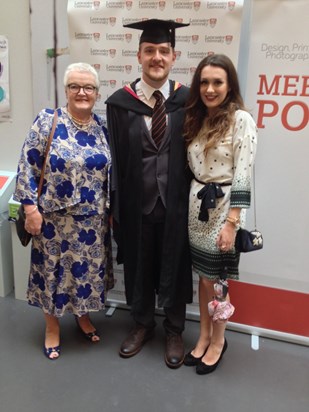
[{"x1": 0, "y1": 294, "x2": 308, "y2": 412}]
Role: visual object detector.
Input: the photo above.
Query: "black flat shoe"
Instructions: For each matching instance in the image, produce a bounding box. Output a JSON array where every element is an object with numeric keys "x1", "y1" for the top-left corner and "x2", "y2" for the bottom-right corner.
[
  {"x1": 196, "y1": 339, "x2": 228, "y2": 375},
  {"x1": 75, "y1": 315, "x2": 100, "y2": 343},
  {"x1": 183, "y1": 347, "x2": 208, "y2": 367}
]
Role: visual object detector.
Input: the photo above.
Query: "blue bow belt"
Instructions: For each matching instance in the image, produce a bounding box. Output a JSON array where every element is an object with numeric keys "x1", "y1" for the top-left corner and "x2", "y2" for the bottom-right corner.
[{"x1": 196, "y1": 181, "x2": 231, "y2": 222}]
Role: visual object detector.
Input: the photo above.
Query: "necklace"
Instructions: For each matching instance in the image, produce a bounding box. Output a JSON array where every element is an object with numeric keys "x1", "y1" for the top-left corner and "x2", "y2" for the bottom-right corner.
[
  {"x1": 67, "y1": 109, "x2": 93, "y2": 130},
  {"x1": 70, "y1": 113, "x2": 92, "y2": 125}
]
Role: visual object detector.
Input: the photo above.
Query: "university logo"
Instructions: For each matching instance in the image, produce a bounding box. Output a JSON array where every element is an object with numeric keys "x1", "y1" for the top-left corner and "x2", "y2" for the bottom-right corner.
[
  {"x1": 93, "y1": 1, "x2": 100, "y2": 10},
  {"x1": 93, "y1": 32, "x2": 100, "y2": 42},
  {"x1": 125, "y1": 65, "x2": 132, "y2": 74},
  {"x1": 109, "y1": 48, "x2": 116, "y2": 58},
  {"x1": 175, "y1": 50, "x2": 182, "y2": 60},
  {"x1": 125, "y1": 33, "x2": 132, "y2": 43},
  {"x1": 93, "y1": 63, "x2": 101, "y2": 72},
  {"x1": 159, "y1": 1, "x2": 166, "y2": 11},
  {"x1": 126, "y1": 1, "x2": 133, "y2": 10},
  {"x1": 225, "y1": 35, "x2": 233, "y2": 45},
  {"x1": 175, "y1": 18, "x2": 184, "y2": 23},
  {"x1": 109, "y1": 17, "x2": 116, "y2": 26},
  {"x1": 209, "y1": 18, "x2": 217, "y2": 28},
  {"x1": 190, "y1": 67, "x2": 197, "y2": 75},
  {"x1": 194, "y1": 1, "x2": 201, "y2": 11},
  {"x1": 110, "y1": 80, "x2": 117, "y2": 88},
  {"x1": 192, "y1": 35, "x2": 199, "y2": 44},
  {"x1": 228, "y1": 1, "x2": 236, "y2": 11}
]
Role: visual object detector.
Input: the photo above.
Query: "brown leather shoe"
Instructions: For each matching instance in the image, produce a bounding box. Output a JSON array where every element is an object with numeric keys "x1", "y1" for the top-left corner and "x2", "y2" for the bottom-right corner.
[
  {"x1": 119, "y1": 325, "x2": 154, "y2": 358},
  {"x1": 165, "y1": 334, "x2": 184, "y2": 369}
]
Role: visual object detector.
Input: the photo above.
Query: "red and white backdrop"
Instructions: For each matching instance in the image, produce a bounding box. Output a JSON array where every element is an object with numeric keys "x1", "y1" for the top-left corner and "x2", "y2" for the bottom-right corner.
[
  {"x1": 65, "y1": 0, "x2": 309, "y2": 342},
  {"x1": 67, "y1": 0, "x2": 246, "y2": 312},
  {"x1": 67, "y1": 0, "x2": 244, "y2": 119},
  {"x1": 232, "y1": 0, "x2": 309, "y2": 342}
]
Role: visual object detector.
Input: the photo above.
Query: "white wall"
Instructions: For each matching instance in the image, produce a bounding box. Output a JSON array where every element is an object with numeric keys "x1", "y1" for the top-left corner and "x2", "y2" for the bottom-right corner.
[
  {"x1": 30, "y1": 0, "x2": 70, "y2": 115},
  {"x1": 0, "y1": 0, "x2": 33, "y2": 172}
]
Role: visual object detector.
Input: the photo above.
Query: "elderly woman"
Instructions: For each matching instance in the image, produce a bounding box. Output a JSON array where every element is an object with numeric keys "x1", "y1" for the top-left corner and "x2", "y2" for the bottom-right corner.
[{"x1": 14, "y1": 62, "x2": 113, "y2": 359}]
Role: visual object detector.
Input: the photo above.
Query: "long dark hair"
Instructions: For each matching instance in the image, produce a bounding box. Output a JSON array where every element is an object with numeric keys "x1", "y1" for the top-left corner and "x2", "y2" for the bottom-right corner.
[{"x1": 184, "y1": 54, "x2": 245, "y2": 152}]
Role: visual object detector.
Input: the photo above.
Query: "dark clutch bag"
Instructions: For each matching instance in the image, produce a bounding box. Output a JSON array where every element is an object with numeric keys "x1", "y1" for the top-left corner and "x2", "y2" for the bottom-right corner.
[
  {"x1": 15, "y1": 206, "x2": 32, "y2": 247},
  {"x1": 235, "y1": 228, "x2": 263, "y2": 253}
]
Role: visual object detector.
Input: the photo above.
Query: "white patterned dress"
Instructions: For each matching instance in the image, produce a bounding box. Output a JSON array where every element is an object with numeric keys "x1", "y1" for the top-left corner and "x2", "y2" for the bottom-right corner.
[
  {"x1": 187, "y1": 110, "x2": 257, "y2": 280},
  {"x1": 14, "y1": 107, "x2": 114, "y2": 317}
]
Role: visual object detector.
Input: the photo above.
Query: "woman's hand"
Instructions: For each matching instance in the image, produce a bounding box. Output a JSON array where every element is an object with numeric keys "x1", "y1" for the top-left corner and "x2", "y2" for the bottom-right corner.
[
  {"x1": 216, "y1": 222, "x2": 237, "y2": 252},
  {"x1": 24, "y1": 206, "x2": 43, "y2": 236}
]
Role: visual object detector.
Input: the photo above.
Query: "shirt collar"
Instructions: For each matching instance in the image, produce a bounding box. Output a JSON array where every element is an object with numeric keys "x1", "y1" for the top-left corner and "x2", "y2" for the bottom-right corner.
[{"x1": 140, "y1": 78, "x2": 170, "y2": 101}]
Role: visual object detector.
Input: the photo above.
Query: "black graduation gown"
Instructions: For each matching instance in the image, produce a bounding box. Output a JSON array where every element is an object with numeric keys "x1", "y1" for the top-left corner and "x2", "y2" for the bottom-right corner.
[{"x1": 106, "y1": 79, "x2": 193, "y2": 308}]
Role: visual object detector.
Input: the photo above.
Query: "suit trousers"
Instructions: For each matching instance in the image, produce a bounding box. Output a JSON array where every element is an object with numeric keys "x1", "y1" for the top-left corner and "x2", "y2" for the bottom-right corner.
[{"x1": 131, "y1": 197, "x2": 186, "y2": 336}]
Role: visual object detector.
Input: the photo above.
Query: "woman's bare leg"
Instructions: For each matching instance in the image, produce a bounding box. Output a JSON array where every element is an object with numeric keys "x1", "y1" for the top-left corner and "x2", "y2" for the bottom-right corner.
[
  {"x1": 44, "y1": 313, "x2": 60, "y2": 359},
  {"x1": 190, "y1": 277, "x2": 213, "y2": 358},
  {"x1": 201, "y1": 283, "x2": 230, "y2": 365},
  {"x1": 76, "y1": 314, "x2": 100, "y2": 342}
]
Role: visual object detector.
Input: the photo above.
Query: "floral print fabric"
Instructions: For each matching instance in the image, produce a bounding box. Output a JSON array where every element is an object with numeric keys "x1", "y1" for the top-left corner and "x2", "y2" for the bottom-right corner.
[{"x1": 14, "y1": 107, "x2": 114, "y2": 316}]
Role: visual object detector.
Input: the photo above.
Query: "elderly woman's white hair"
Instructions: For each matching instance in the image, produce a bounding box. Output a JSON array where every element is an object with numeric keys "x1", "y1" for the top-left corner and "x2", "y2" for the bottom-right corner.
[{"x1": 63, "y1": 62, "x2": 100, "y2": 89}]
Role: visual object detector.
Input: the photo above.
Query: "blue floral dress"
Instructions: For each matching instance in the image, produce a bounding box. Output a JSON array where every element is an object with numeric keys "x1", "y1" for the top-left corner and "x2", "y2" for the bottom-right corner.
[{"x1": 14, "y1": 107, "x2": 114, "y2": 317}]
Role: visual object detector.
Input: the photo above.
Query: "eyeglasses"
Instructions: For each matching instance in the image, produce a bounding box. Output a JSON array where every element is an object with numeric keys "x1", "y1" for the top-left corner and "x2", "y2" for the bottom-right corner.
[{"x1": 67, "y1": 84, "x2": 97, "y2": 95}]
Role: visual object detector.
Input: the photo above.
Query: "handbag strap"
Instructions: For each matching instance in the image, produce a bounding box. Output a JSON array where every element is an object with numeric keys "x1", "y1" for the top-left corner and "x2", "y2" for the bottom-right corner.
[{"x1": 37, "y1": 111, "x2": 58, "y2": 199}]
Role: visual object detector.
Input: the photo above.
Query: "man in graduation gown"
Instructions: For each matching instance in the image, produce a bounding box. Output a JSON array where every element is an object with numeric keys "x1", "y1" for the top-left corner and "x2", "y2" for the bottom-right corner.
[{"x1": 106, "y1": 19, "x2": 193, "y2": 369}]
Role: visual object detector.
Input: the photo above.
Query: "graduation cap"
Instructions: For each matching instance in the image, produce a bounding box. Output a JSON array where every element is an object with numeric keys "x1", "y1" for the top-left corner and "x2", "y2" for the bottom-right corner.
[{"x1": 123, "y1": 19, "x2": 189, "y2": 48}]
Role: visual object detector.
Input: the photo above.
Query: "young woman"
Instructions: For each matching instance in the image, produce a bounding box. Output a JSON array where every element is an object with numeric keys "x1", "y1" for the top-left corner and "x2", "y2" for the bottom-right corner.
[{"x1": 183, "y1": 54, "x2": 257, "y2": 374}]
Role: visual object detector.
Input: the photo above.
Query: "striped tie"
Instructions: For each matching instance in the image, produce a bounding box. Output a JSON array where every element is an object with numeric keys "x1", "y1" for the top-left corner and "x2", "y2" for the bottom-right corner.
[{"x1": 152, "y1": 90, "x2": 166, "y2": 148}]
